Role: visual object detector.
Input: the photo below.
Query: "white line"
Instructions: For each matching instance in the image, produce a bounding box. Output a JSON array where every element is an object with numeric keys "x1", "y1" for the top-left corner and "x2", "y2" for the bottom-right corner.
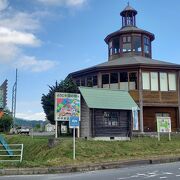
[
  {"x1": 176, "y1": 175, "x2": 180, "y2": 177},
  {"x1": 163, "y1": 172, "x2": 173, "y2": 175},
  {"x1": 160, "y1": 177, "x2": 167, "y2": 179}
]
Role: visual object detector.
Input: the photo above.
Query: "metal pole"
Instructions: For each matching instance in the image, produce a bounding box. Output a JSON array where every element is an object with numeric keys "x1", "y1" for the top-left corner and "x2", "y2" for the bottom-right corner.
[
  {"x1": 12, "y1": 69, "x2": 17, "y2": 131},
  {"x1": 73, "y1": 127, "x2": 75, "y2": 160}
]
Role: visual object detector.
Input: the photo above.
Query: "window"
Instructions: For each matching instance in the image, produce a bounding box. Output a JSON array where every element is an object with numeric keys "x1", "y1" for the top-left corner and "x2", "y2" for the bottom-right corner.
[
  {"x1": 109, "y1": 41, "x2": 113, "y2": 56},
  {"x1": 156, "y1": 113, "x2": 170, "y2": 117},
  {"x1": 120, "y1": 72, "x2": 128, "y2": 90},
  {"x1": 160, "y1": 72, "x2": 168, "y2": 91},
  {"x1": 102, "y1": 74, "x2": 109, "y2": 88},
  {"x1": 144, "y1": 36, "x2": 150, "y2": 57},
  {"x1": 150, "y1": 72, "x2": 158, "y2": 91},
  {"x1": 93, "y1": 75, "x2": 98, "y2": 87},
  {"x1": 110, "y1": 73, "x2": 118, "y2": 89},
  {"x1": 129, "y1": 72, "x2": 137, "y2": 90},
  {"x1": 132, "y1": 36, "x2": 142, "y2": 53},
  {"x1": 142, "y1": 72, "x2": 150, "y2": 90},
  {"x1": 104, "y1": 111, "x2": 119, "y2": 126},
  {"x1": 113, "y1": 38, "x2": 120, "y2": 54},
  {"x1": 87, "y1": 76, "x2": 93, "y2": 87},
  {"x1": 122, "y1": 36, "x2": 131, "y2": 52},
  {"x1": 168, "y1": 73, "x2": 176, "y2": 91}
]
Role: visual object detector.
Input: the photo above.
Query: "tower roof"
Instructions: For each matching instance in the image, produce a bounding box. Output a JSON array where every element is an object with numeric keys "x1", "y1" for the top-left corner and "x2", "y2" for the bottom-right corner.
[{"x1": 120, "y1": 4, "x2": 137, "y2": 16}]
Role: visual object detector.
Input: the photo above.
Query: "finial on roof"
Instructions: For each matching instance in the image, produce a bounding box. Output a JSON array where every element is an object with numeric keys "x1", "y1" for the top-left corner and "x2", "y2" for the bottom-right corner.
[{"x1": 128, "y1": 2, "x2": 130, "y2": 6}]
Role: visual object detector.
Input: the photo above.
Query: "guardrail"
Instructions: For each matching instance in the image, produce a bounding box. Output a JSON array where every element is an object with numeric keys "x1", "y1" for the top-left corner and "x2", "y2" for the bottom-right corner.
[{"x1": 0, "y1": 144, "x2": 24, "y2": 162}]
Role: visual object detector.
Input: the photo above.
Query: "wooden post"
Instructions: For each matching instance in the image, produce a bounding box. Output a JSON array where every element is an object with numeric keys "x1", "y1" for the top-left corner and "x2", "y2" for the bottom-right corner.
[{"x1": 139, "y1": 68, "x2": 144, "y2": 133}]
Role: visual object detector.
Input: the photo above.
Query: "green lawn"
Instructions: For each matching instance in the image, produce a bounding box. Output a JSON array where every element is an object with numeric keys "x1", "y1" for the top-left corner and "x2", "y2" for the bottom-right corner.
[{"x1": 0, "y1": 134, "x2": 180, "y2": 168}]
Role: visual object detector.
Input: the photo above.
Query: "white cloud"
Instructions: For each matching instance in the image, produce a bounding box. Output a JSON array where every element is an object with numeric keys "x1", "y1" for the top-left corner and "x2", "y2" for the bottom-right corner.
[
  {"x1": 37, "y1": 0, "x2": 87, "y2": 7},
  {"x1": 0, "y1": 12, "x2": 40, "y2": 31},
  {"x1": 0, "y1": 2, "x2": 56, "y2": 72},
  {"x1": 0, "y1": 0, "x2": 8, "y2": 11},
  {"x1": 0, "y1": 44, "x2": 20, "y2": 62},
  {"x1": 16, "y1": 112, "x2": 46, "y2": 121},
  {"x1": 15, "y1": 55, "x2": 57, "y2": 72},
  {"x1": 0, "y1": 27, "x2": 40, "y2": 46}
]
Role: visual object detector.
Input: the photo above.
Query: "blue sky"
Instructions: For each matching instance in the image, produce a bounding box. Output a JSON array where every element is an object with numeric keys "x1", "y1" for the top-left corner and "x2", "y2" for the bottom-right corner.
[{"x1": 0, "y1": 0, "x2": 180, "y2": 120}]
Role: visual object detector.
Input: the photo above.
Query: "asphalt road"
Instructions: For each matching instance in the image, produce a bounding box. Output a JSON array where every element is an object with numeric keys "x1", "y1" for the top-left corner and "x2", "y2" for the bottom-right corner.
[{"x1": 1, "y1": 162, "x2": 180, "y2": 180}]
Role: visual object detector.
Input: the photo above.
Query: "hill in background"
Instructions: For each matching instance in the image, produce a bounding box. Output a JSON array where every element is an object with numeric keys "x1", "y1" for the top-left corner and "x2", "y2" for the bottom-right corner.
[{"x1": 14, "y1": 118, "x2": 46, "y2": 128}]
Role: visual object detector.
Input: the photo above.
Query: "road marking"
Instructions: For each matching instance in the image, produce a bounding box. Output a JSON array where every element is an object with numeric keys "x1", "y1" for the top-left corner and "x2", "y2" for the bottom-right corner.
[
  {"x1": 176, "y1": 175, "x2": 180, "y2": 177},
  {"x1": 160, "y1": 177, "x2": 167, "y2": 179},
  {"x1": 163, "y1": 172, "x2": 173, "y2": 175}
]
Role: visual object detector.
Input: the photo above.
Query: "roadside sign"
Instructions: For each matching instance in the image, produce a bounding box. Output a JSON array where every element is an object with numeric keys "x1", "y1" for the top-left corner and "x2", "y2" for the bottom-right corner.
[
  {"x1": 54, "y1": 92, "x2": 80, "y2": 121},
  {"x1": 157, "y1": 117, "x2": 171, "y2": 133},
  {"x1": 69, "y1": 116, "x2": 79, "y2": 128},
  {"x1": 157, "y1": 117, "x2": 171, "y2": 141}
]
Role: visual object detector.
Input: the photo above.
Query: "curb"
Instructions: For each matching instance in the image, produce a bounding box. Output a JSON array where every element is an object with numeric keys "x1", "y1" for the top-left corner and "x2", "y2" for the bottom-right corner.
[{"x1": 1, "y1": 157, "x2": 180, "y2": 175}]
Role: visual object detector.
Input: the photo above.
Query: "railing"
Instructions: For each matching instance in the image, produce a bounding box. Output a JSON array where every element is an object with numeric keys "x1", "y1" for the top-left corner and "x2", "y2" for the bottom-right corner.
[{"x1": 0, "y1": 144, "x2": 24, "y2": 162}]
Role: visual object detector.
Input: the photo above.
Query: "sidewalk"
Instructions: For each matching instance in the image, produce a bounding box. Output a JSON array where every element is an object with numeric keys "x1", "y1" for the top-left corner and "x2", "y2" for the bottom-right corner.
[{"x1": 1, "y1": 156, "x2": 180, "y2": 175}]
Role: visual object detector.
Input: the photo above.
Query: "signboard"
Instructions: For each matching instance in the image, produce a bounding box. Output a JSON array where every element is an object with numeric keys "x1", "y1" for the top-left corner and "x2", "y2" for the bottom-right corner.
[
  {"x1": 69, "y1": 116, "x2": 79, "y2": 128},
  {"x1": 157, "y1": 117, "x2": 171, "y2": 133},
  {"x1": 55, "y1": 92, "x2": 80, "y2": 121},
  {"x1": 132, "y1": 107, "x2": 139, "y2": 130}
]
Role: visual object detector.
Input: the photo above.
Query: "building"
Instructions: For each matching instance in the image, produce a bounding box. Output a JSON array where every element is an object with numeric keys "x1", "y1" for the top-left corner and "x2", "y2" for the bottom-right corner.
[
  {"x1": 45, "y1": 123, "x2": 55, "y2": 132},
  {"x1": 79, "y1": 87, "x2": 138, "y2": 139},
  {"x1": 68, "y1": 4, "x2": 180, "y2": 133}
]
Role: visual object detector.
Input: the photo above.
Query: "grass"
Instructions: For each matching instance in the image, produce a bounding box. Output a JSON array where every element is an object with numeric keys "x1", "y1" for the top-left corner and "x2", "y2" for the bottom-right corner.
[{"x1": 0, "y1": 134, "x2": 180, "y2": 168}]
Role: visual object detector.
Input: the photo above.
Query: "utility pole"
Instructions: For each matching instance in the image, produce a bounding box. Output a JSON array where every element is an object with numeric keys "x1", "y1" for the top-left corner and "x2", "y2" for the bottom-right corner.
[{"x1": 12, "y1": 69, "x2": 17, "y2": 130}]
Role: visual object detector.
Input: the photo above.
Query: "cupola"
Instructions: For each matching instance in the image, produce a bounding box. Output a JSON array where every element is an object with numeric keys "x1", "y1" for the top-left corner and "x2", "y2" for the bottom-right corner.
[
  {"x1": 105, "y1": 4, "x2": 155, "y2": 61},
  {"x1": 120, "y1": 3, "x2": 137, "y2": 27}
]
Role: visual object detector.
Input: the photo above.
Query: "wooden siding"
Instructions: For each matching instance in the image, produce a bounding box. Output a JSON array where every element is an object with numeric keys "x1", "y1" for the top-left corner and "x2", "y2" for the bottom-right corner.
[
  {"x1": 143, "y1": 107, "x2": 177, "y2": 132},
  {"x1": 80, "y1": 98, "x2": 92, "y2": 138},
  {"x1": 129, "y1": 90, "x2": 139, "y2": 102},
  {"x1": 93, "y1": 109, "x2": 131, "y2": 137},
  {"x1": 143, "y1": 91, "x2": 178, "y2": 104}
]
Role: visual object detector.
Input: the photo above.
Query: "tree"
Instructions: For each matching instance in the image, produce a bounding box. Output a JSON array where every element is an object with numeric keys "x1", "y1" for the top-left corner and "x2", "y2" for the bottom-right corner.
[
  {"x1": 41, "y1": 77, "x2": 78, "y2": 125},
  {"x1": 0, "y1": 110, "x2": 13, "y2": 132}
]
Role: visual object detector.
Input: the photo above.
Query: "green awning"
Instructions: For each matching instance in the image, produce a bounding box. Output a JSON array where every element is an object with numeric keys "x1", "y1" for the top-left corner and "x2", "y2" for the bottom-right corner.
[{"x1": 79, "y1": 87, "x2": 139, "y2": 110}]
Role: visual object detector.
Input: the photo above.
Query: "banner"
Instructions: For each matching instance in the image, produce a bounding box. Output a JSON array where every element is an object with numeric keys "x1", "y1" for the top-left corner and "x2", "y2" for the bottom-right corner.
[
  {"x1": 55, "y1": 92, "x2": 80, "y2": 121},
  {"x1": 132, "y1": 107, "x2": 139, "y2": 130}
]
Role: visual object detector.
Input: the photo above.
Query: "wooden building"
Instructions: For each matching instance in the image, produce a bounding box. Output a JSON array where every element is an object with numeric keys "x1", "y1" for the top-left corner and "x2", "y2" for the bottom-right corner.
[
  {"x1": 79, "y1": 87, "x2": 138, "y2": 139},
  {"x1": 68, "y1": 4, "x2": 180, "y2": 133}
]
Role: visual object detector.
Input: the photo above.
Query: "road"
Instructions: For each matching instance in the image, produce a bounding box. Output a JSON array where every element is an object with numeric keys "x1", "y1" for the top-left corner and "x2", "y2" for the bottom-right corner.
[{"x1": 1, "y1": 162, "x2": 180, "y2": 180}]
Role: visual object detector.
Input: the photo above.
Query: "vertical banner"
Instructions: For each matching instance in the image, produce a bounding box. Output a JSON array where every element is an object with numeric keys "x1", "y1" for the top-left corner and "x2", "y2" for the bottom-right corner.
[{"x1": 132, "y1": 107, "x2": 139, "y2": 130}]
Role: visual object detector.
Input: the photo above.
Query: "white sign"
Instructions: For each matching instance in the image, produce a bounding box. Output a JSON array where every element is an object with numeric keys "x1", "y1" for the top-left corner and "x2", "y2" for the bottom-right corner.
[{"x1": 157, "y1": 117, "x2": 171, "y2": 133}]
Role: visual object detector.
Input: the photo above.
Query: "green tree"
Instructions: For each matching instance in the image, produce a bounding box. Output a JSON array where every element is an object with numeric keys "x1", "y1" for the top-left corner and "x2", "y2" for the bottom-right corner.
[
  {"x1": 41, "y1": 77, "x2": 78, "y2": 125},
  {"x1": 0, "y1": 111, "x2": 13, "y2": 132}
]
